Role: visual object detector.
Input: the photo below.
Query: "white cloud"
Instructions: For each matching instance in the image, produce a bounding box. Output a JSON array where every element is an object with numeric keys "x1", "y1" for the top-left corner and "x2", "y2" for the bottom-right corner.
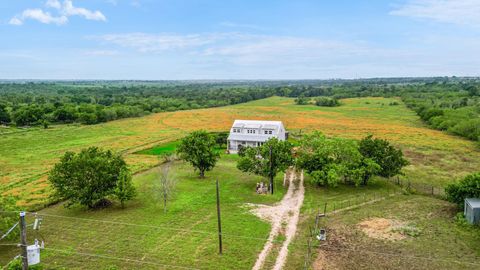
[
  {"x1": 46, "y1": 0, "x2": 62, "y2": 9},
  {"x1": 97, "y1": 33, "x2": 233, "y2": 52},
  {"x1": 62, "y1": 0, "x2": 106, "y2": 21},
  {"x1": 8, "y1": 17, "x2": 23, "y2": 26},
  {"x1": 9, "y1": 9, "x2": 68, "y2": 26},
  {"x1": 391, "y1": 0, "x2": 480, "y2": 27},
  {"x1": 9, "y1": 0, "x2": 106, "y2": 26}
]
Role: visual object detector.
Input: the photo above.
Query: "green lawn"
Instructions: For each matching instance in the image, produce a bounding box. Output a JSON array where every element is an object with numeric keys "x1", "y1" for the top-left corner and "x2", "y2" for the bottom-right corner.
[
  {"x1": 135, "y1": 141, "x2": 181, "y2": 156},
  {"x1": 0, "y1": 155, "x2": 286, "y2": 269}
]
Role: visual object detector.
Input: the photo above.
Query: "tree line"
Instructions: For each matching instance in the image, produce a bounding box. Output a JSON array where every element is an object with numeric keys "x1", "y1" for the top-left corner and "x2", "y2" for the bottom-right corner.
[{"x1": 1, "y1": 78, "x2": 479, "y2": 142}]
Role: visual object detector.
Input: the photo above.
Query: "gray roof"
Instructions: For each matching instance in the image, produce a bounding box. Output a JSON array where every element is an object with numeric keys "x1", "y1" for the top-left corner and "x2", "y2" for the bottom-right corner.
[
  {"x1": 231, "y1": 120, "x2": 283, "y2": 129},
  {"x1": 466, "y1": 198, "x2": 480, "y2": 208}
]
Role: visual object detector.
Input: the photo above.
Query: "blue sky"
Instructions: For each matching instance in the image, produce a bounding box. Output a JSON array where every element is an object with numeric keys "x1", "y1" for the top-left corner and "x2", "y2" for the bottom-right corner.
[{"x1": 1, "y1": 0, "x2": 480, "y2": 80}]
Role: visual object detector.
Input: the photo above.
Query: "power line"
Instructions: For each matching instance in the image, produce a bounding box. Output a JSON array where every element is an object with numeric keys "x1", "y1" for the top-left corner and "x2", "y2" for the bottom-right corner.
[
  {"x1": 1, "y1": 211, "x2": 273, "y2": 242},
  {"x1": 4, "y1": 212, "x2": 480, "y2": 267}
]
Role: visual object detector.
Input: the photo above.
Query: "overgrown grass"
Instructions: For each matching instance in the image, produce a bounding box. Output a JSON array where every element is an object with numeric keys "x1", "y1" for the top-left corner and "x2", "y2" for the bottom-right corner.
[
  {"x1": 0, "y1": 155, "x2": 287, "y2": 269},
  {"x1": 284, "y1": 176, "x2": 480, "y2": 269}
]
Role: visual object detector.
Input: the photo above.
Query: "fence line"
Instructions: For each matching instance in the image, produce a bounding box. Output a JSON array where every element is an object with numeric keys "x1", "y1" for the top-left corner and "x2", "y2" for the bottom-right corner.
[{"x1": 387, "y1": 176, "x2": 445, "y2": 197}]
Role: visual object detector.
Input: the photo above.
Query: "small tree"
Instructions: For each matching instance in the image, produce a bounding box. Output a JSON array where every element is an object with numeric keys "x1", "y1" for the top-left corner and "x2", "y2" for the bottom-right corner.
[
  {"x1": 49, "y1": 147, "x2": 135, "y2": 208},
  {"x1": 157, "y1": 164, "x2": 177, "y2": 213},
  {"x1": 237, "y1": 138, "x2": 293, "y2": 194},
  {"x1": 446, "y1": 173, "x2": 480, "y2": 206},
  {"x1": 114, "y1": 168, "x2": 136, "y2": 208},
  {"x1": 177, "y1": 130, "x2": 220, "y2": 178},
  {"x1": 359, "y1": 135, "x2": 409, "y2": 178}
]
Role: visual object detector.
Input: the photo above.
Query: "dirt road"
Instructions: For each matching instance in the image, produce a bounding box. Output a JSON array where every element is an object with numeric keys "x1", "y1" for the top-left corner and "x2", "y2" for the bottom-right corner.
[{"x1": 250, "y1": 168, "x2": 305, "y2": 270}]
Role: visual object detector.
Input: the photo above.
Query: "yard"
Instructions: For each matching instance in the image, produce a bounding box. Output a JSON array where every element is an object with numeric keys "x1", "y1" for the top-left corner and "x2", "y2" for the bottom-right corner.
[
  {"x1": 0, "y1": 154, "x2": 287, "y2": 269},
  {"x1": 284, "y1": 177, "x2": 480, "y2": 270}
]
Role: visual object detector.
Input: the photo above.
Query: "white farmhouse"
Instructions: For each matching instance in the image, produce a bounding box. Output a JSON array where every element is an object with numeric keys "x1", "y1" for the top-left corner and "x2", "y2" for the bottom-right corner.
[{"x1": 227, "y1": 120, "x2": 287, "y2": 153}]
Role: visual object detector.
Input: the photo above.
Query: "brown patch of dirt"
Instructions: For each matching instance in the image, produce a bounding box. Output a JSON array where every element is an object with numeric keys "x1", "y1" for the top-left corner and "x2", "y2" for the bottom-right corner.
[{"x1": 357, "y1": 218, "x2": 407, "y2": 241}]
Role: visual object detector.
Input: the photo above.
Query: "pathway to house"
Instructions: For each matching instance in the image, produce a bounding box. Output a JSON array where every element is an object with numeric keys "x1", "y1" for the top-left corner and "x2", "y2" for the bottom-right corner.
[{"x1": 249, "y1": 168, "x2": 305, "y2": 270}]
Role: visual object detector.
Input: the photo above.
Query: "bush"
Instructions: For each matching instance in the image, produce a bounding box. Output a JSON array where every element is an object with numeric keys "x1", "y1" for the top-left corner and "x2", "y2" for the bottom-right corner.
[
  {"x1": 314, "y1": 97, "x2": 340, "y2": 107},
  {"x1": 445, "y1": 173, "x2": 480, "y2": 206},
  {"x1": 294, "y1": 95, "x2": 310, "y2": 105},
  {"x1": 48, "y1": 147, "x2": 135, "y2": 208},
  {"x1": 0, "y1": 196, "x2": 19, "y2": 240}
]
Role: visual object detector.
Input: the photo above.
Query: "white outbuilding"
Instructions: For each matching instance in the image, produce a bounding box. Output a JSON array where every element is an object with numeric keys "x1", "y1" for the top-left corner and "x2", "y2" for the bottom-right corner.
[
  {"x1": 465, "y1": 198, "x2": 480, "y2": 225},
  {"x1": 227, "y1": 120, "x2": 286, "y2": 153}
]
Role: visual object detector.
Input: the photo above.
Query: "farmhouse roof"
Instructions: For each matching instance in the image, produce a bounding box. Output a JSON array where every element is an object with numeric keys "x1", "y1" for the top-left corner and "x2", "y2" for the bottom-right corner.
[{"x1": 231, "y1": 120, "x2": 283, "y2": 129}]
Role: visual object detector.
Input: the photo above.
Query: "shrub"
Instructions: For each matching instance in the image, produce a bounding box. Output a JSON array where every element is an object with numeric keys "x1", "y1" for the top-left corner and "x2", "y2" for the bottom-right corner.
[
  {"x1": 445, "y1": 173, "x2": 480, "y2": 206},
  {"x1": 314, "y1": 97, "x2": 340, "y2": 107},
  {"x1": 295, "y1": 95, "x2": 310, "y2": 105},
  {"x1": 0, "y1": 196, "x2": 19, "y2": 240}
]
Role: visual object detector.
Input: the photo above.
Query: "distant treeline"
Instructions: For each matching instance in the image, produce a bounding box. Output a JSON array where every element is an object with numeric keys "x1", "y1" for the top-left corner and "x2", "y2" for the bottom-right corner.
[
  {"x1": 0, "y1": 78, "x2": 479, "y2": 142},
  {"x1": 0, "y1": 83, "x2": 280, "y2": 126}
]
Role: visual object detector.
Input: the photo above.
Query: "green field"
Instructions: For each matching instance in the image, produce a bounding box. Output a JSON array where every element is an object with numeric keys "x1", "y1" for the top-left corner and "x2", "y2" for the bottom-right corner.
[
  {"x1": 2, "y1": 96, "x2": 479, "y2": 208},
  {"x1": 135, "y1": 141, "x2": 181, "y2": 156}
]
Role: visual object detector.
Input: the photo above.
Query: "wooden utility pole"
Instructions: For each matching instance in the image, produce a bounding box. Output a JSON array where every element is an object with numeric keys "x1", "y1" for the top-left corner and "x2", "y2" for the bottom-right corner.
[
  {"x1": 216, "y1": 180, "x2": 223, "y2": 255},
  {"x1": 19, "y1": 211, "x2": 28, "y2": 270},
  {"x1": 269, "y1": 146, "x2": 274, "y2": 195}
]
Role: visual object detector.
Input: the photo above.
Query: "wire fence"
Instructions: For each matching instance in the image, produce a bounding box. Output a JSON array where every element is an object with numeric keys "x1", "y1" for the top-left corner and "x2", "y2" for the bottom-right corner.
[{"x1": 386, "y1": 176, "x2": 445, "y2": 197}]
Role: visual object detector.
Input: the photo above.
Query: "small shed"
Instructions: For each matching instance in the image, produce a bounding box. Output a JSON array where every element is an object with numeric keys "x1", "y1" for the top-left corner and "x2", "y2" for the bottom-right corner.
[{"x1": 464, "y1": 198, "x2": 480, "y2": 225}]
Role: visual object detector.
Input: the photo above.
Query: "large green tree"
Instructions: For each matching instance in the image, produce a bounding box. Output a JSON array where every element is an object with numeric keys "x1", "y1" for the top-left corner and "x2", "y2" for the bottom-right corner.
[
  {"x1": 296, "y1": 132, "x2": 380, "y2": 187},
  {"x1": 49, "y1": 147, "x2": 135, "y2": 208},
  {"x1": 237, "y1": 138, "x2": 293, "y2": 194},
  {"x1": 359, "y1": 135, "x2": 408, "y2": 178},
  {"x1": 177, "y1": 130, "x2": 220, "y2": 178}
]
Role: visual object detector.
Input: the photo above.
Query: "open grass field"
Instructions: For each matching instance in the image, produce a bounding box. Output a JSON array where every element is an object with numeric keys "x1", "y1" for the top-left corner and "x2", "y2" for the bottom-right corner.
[
  {"x1": 1, "y1": 96, "x2": 480, "y2": 208},
  {"x1": 2, "y1": 96, "x2": 480, "y2": 269},
  {"x1": 0, "y1": 155, "x2": 287, "y2": 269},
  {"x1": 284, "y1": 178, "x2": 480, "y2": 269}
]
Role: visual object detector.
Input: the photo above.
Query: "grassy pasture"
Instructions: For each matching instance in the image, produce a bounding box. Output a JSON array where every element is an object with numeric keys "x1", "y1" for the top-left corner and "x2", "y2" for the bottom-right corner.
[
  {"x1": 1, "y1": 96, "x2": 479, "y2": 208},
  {"x1": 135, "y1": 140, "x2": 180, "y2": 156},
  {"x1": 284, "y1": 178, "x2": 480, "y2": 269},
  {"x1": 0, "y1": 155, "x2": 287, "y2": 269}
]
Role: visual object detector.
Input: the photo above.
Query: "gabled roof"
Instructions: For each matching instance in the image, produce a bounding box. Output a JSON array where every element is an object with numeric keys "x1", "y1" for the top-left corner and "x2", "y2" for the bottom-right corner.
[{"x1": 231, "y1": 120, "x2": 284, "y2": 130}]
